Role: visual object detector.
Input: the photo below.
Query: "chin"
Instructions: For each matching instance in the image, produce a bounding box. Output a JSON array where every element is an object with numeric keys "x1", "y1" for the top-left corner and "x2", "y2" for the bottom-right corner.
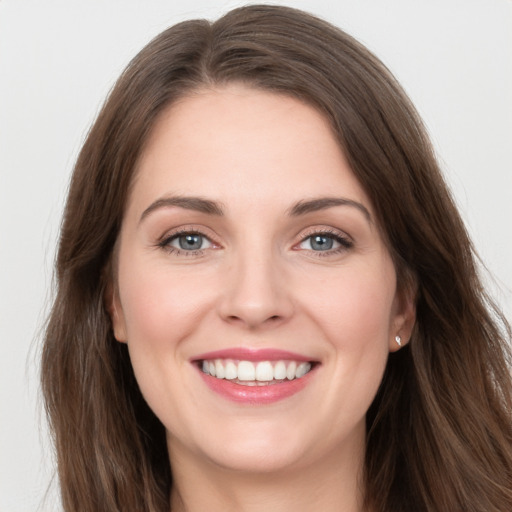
[
  {"x1": 172, "y1": 419, "x2": 311, "y2": 475},
  {"x1": 205, "y1": 441, "x2": 306, "y2": 475}
]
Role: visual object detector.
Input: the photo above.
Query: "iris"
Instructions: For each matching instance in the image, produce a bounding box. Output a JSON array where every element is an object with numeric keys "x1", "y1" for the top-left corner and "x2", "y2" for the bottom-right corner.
[
  {"x1": 179, "y1": 234, "x2": 203, "y2": 250},
  {"x1": 310, "y1": 235, "x2": 334, "y2": 251}
]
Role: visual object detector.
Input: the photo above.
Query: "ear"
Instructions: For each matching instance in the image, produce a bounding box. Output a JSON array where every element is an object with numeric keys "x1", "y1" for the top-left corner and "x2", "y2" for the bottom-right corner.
[
  {"x1": 389, "y1": 283, "x2": 416, "y2": 353},
  {"x1": 104, "y1": 280, "x2": 128, "y2": 343}
]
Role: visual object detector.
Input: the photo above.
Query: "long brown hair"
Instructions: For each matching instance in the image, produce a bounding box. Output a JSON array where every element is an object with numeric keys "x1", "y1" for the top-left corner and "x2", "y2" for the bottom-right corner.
[{"x1": 41, "y1": 5, "x2": 512, "y2": 511}]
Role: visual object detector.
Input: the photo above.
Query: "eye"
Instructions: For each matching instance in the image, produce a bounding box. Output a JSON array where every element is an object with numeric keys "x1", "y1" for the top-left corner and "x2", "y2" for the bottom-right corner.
[
  {"x1": 301, "y1": 234, "x2": 337, "y2": 251},
  {"x1": 156, "y1": 226, "x2": 221, "y2": 257},
  {"x1": 297, "y1": 231, "x2": 352, "y2": 253},
  {"x1": 168, "y1": 233, "x2": 212, "y2": 251}
]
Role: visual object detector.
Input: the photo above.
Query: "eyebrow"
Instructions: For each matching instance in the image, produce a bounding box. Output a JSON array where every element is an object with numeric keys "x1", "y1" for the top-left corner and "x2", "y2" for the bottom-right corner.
[
  {"x1": 139, "y1": 195, "x2": 371, "y2": 223},
  {"x1": 140, "y1": 196, "x2": 225, "y2": 222},
  {"x1": 288, "y1": 197, "x2": 372, "y2": 222}
]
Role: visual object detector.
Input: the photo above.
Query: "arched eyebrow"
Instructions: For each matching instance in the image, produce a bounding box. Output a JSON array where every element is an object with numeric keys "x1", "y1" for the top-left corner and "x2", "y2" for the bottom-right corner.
[
  {"x1": 140, "y1": 196, "x2": 225, "y2": 223},
  {"x1": 140, "y1": 195, "x2": 371, "y2": 223},
  {"x1": 288, "y1": 197, "x2": 372, "y2": 222}
]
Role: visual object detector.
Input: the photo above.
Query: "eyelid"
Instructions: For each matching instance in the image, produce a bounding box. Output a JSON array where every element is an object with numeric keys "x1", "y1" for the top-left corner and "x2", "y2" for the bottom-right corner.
[
  {"x1": 296, "y1": 226, "x2": 353, "y2": 244},
  {"x1": 155, "y1": 224, "x2": 352, "y2": 257},
  {"x1": 293, "y1": 226, "x2": 353, "y2": 253},
  {"x1": 167, "y1": 233, "x2": 213, "y2": 250},
  {"x1": 156, "y1": 225, "x2": 222, "y2": 252}
]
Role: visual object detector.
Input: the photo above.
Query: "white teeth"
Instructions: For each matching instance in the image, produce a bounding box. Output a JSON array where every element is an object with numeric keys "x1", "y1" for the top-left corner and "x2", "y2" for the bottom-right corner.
[
  {"x1": 237, "y1": 361, "x2": 256, "y2": 381},
  {"x1": 215, "y1": 360, "x2": 225, "y2": 379},
  {"x1": 286, "y1": 361, "x2": 297, "y2": 380},
  {"x1": 296, "y1": 362, "x2": 311, "y2": 378},
  {"x1": 201, "y1": 359, "x2": 313, "y2": 382},
  {"x1": 225, "y1": 361, "x2": 237, "y2": 380},
  {"x1": 256, "y1": 361, "x2": 273, "y2": 381},
  {"x1": 274, "y1": 360, "x2": 287, "y2": 380}
]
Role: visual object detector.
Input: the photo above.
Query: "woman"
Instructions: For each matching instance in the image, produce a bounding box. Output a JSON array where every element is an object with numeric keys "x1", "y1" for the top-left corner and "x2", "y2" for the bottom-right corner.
[{"x1": 41, "y1": 5, "x2": 512, "y2": 511}]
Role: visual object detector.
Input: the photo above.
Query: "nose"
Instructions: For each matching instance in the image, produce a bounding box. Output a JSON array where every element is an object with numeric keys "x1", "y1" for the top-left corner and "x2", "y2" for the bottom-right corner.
[{"x1": 218, "y1": 245, "x2": 294, "y2": 330}]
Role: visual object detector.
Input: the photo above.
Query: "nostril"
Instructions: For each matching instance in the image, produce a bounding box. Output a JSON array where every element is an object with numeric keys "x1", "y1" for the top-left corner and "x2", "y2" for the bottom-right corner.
[{"x1": 225, "y1": 314, "x2": 282, "y2": 325}]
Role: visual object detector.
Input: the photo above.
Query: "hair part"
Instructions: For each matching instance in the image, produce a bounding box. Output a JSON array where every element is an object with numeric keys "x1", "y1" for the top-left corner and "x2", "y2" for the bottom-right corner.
[{"x1": 42, "y1": 5, "x2": 512, "y2": 511}]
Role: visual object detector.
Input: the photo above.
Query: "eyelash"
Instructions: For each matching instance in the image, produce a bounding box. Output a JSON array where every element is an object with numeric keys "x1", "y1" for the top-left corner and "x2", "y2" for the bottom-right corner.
[
  {"x1": 295, "y1": 228, "x2": 353, "y2": 257},
  {"x1": 157, "y1": 228, "x2": 217, "y2": 257},
  {"x1": 156, "y1": 227, "x2": 353, "y2": 257}
]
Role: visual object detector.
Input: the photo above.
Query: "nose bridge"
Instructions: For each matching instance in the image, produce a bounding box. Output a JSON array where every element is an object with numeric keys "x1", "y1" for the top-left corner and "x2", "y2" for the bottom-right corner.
[{"x1": 219, "y1": 234, "x2": 293, "y2": 328}]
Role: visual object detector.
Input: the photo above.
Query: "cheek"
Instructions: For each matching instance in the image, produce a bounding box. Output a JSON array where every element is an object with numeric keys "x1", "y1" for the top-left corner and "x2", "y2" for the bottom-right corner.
[
  {"x1": 305, "y1": 264, "x2": 397, "y2": 347},
  {"x1": 311, "y1": 269, "x2": 395, "y2": 416},
  {"x1": 115, "y1": 256, "x2": 219, "y2": 406},
  {"x1": 306, "y1": 261, "x2": 395, "y2": 395},
  {"x1": 116, "y1": 260, "x2": 218, "y2": 426},
  {"x1": 118, "y1": 261, "x2": 215, "y2": 347}
]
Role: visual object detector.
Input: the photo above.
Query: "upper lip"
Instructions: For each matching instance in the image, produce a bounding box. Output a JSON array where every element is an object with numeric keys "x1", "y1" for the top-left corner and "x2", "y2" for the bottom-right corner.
[{"x1": 192, "y1": 347, "x2": 316, "y2": 362}]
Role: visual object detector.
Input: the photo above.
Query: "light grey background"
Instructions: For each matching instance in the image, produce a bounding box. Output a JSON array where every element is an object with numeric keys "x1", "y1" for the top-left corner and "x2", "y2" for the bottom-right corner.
[{"x1": 1, "y1": 1, "x2": 511, "y2": 510}]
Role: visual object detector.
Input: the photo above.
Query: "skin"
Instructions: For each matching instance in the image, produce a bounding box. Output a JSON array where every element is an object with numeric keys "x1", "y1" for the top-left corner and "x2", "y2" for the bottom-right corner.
[{"x1": 109, "y1": 84, "x2": 415, "y2": 512}]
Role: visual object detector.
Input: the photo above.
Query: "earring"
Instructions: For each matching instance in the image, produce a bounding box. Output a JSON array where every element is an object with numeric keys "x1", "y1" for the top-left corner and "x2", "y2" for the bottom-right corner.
[{"x1": 395, "y1": 335, "x2": 402, "y2": 347}]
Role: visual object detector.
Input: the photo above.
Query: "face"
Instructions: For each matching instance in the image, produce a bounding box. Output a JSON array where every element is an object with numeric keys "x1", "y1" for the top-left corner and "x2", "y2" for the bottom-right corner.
[{"x1": 110, "y1": 84, "x2": 414, "y2": 476}]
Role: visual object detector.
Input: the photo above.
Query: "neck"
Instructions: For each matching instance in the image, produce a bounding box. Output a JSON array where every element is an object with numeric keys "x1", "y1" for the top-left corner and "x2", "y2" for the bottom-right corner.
[{"x1": 168, "y1": 433, "x2": 366, "y2": 512}]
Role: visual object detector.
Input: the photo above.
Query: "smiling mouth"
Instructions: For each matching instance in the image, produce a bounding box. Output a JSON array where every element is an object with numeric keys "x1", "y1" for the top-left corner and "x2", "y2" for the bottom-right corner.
[{"x1": 199, "y1": 359, "x2": 314, "y2": 385}]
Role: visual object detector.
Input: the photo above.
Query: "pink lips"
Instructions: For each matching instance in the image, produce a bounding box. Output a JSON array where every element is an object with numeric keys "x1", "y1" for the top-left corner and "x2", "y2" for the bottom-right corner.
[
  {"x1": 192, "y1": 348, "x2": 317, "y2": 405},
  {"x1": 193, "y1": 347, "x2": 312, "y2": 362}
]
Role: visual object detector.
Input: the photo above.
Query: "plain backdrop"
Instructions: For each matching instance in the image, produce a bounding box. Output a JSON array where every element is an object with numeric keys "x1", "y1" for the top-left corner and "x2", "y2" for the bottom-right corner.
[{"x1": 1, "y1": 0, "x2": 511, "y2": 510}]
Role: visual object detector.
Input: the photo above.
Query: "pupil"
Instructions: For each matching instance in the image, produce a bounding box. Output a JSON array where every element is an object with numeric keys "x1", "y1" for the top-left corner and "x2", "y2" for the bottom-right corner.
[
  {"x1": 179, "y1": 234, "x2": 202, "y2": 250},
  {"x1": 311, "y1": 235, "x2": 333, "y2": 251}
]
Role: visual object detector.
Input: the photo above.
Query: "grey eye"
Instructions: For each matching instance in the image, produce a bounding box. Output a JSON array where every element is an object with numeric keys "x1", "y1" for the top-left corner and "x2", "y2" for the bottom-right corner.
[
  {"x1": 309, "y1": 235, "x2": 334, "y2": 251},
  {"x1": 300, "y1": 234, "x2": 338, "y2": 251},
  {"x1": 170, "y1": 233, "x2": 212, "y2": 251}
]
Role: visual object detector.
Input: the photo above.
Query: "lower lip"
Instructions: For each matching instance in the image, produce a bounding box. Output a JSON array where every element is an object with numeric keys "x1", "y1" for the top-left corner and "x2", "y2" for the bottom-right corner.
[{"x1": 197, "y1": 367, "x2": 315, "y2": 405}]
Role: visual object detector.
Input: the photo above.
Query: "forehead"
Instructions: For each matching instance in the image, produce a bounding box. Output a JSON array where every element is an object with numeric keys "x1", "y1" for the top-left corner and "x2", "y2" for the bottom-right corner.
[{"x1": 129, "y1": 84, "x2": 372, "y2": 217}]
